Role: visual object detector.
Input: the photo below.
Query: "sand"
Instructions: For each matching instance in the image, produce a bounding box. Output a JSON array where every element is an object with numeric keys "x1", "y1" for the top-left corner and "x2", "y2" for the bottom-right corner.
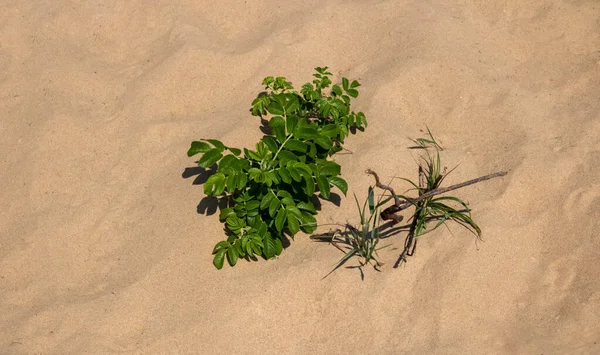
[{"x1": 1, "y1": 1, "x2": 599, "y2": 353}]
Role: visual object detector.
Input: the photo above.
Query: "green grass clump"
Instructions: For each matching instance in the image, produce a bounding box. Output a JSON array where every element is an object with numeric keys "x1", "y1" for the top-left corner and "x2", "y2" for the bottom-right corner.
[
  {"x1": 310, "y1": 186, "x2": 392, "y2": 278},
  {"x1": 395, "y1": 145, "x2": 481, "y2": 266}
]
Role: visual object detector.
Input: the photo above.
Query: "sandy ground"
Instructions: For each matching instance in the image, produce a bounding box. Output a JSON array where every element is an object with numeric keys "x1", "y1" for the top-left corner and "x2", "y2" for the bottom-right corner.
[{"x1": 1, "y1": 1, "x2": 599, "y2": 354}]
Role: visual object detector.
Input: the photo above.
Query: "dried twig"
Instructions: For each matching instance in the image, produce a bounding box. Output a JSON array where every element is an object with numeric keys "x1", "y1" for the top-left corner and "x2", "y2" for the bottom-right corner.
[{"x1": 366, "y1": 169, "x2": 507, "y2": 222}]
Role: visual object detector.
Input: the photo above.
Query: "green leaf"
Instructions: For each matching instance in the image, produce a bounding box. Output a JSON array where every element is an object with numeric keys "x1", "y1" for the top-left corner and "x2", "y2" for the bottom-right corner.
[
  {"x1": 287, "y1": 215, "x2": 300, "y2": 235},
  {"x1": 269, "y1": 116, "x2": 286, "y2": 142},
  {"x1": 298, "y1": 169, "x2": 315, "y2": 196},
  {"x1": 237, "y1": 173, "x2": 248, "y2": 190},
  {"x1": 275, "y1": 208, "x2": 287, "y2": 232},
  {"x1": 198, "y1": 149, "x2": 223, "y2": 168},
  {"x1": 332, "y1": 85, "x2": 342, "y2": 96},
  {"x1": 313, "y1": 136, "x2": 332, "y2": 150},
  {"x1": 284, "y1": 95, "x2": 300, "y2": 114},
  {"x1": 368, "y1": 186, "x2": 375, "y2": 215},
  {"x1": 245, "y1": 240, "x2": 254, "y2": 257},
  {"x1": 204, "y1": 173, "x2": 226, "y2": 196},
  {"x1": 269, "y1": 197, "x2": 281, "y2": 218},
  {"x1": 235, "y1": 239, "x2": 244, "y2": 257},
  {"x1": 287, "y1": 166, "x2": 302, "y2": 182},
  {"x1": 188, "y1": 141, "x2": 211, "y2": 157},
  {"x1": 320, "y1": 124, "x2": 339, "y2": 138},
  {"x1": 286, "y1": 206, "x2": 302, "y2": 221},
  {"x1": 342, "y1": 77, "x2": 349, "y2": 91},
  {"x1": 329, "y1": 176, "x2": 348, "y2": 196},
  {"x1": 246, "y1": 200, "x2": 260, "y2": 211},
  {"x1": 226, "y1": 174, "x2": 237, "y2": 191},
  {"x1": 277, "y1": 168, "x2": 292, "y2": 184},
  {"x1": 300, "y1": 212, "x2": 317, "y2": 233},
  {"x1": 277, "y1": 190, "x2": 293, "y2": 199},
  {"x1": 218, "y1": 154, "x2": 238, "y2": 172},
  {"x1": 213, "y1": 249, "x2": 226, "y2": 269},
  {"x1": 317, "y1": 175, "x2": 331, "y2": 199},
  {"x1": 228, "y1": 147, "x2": 241, "y2": 156},
  {"x1": 263, "y1": 234, "x2": 277, "y2": 259},
  {"x1": 212, "y1": 240, "x2": 230, "y2": 253},
  {"x1": 266, "y1": 171, "x2": 279, "y2": 184},
  {"x1": 226, "y1": 215, "x2": 245, "y2": 234},
  {"x1": 281, "y1": 196, "x2": 295, "y2": 207},
  {"x1": 350, "y1": 80, "x2": 361, "y2": 88},
  {"x1": 278, "y1": 151, "x2": 298, "y2": 165},
  {"x1": 262, "y1": 136, "x2": 279, "y2": 153},
  {"x1": 274, "y1": 238, "x2": 283, "y2": 255},
  {"x1": 219, "y1": 207, "x2": 235, "y2": 221},
  {"x1": 267, "y1": 100, "x2": 284, "y2": 115},
  {"x1": 252, "y1": 95, "x2": 270, "y2": 116},
  {"x1": 297, "y1": 201, "x2": 317, "y2": 213},
  {"x1": 284, "y1": 139, "x2": 307, "y2": 152},
  {"x1": 346, "y1": 88, "x2": 359, "y2": 98},
  {"x1": 315, "y1": 66, "x2": 331, "y2": 75},
  {"x1": 356, "y1": 112, "x2": 367, "y2": 127},
  {"x1": 206, "y1": 139, "x2": 226, "y2": 152},
  {"x1": 260, "y1": 192, "x2": 275, "y2": 210},
  {"x1": 227, "y1": 246, "x2": 239, "y2": 266},
  {"x1": 262, "y1": 76, "x2": 275, "y2": 86},
  {"x1": 318, "y1": 161, "x2": 341, "y2": 176},
  {"x1": 286, "y1": 115, "x2": 299, "y2": 135}
]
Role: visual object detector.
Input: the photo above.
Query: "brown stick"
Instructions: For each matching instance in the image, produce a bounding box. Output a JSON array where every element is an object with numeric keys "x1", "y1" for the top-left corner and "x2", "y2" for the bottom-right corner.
[
  {"x1": 366, "y1": 169, "x2": 508, "y2": 220},
  {"x1": 364, "y1": 169, "x2": 401, "y2": 206}
]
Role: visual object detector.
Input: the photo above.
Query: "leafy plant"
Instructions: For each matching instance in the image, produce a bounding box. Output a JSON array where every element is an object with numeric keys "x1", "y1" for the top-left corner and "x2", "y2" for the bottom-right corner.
[
  {"x1": 310, "y1": 186, "x2": 392, "y2": 278},
  {"x1": 188, "y1": 67, "x2": 368, "y2": 269}
]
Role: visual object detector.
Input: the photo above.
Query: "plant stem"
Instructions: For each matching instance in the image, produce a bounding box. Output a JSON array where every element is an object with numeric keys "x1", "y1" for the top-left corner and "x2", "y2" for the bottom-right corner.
[{"x1": 267, "y1": 134, "x2": 293, "y2": 170}]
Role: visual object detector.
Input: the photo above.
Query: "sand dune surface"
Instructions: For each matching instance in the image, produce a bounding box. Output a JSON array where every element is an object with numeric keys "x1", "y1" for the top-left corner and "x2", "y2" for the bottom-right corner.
[{"x1": 1, "y1": 1, "x2": 599, "y2": 353}]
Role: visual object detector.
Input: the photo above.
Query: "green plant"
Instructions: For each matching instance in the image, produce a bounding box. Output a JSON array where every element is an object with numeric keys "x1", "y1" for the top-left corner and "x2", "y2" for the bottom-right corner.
[
  {"x1": 410, "y1": 126, "x2": 444, "y2": 151},
  {"x1": 188, "y1": 67, "x2": 367, "y2": 269},
  {"x1": 310, "y1": 186, "x2": 392, "y2": 278},
  {"x1": 396, "y1": 147, "x2": 480, "y2": 265},
  {"x1": 367, "y1": 131, "x2": 506, "y2": 268}
]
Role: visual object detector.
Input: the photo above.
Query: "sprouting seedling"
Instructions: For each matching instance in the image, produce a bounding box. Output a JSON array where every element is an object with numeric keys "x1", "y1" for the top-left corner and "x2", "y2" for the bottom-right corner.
[
  {"x1": 410, "y1": 126, "x2": 444, "y2": 151},
  {"x1": 310, "y1": 186, "x2": 392, "y2": 279}
]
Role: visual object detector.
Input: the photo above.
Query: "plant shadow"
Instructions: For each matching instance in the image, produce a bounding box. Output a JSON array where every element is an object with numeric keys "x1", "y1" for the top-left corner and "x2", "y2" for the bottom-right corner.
[{"x1": 182, "y1": 164, "x2": 226, "y2": 216}]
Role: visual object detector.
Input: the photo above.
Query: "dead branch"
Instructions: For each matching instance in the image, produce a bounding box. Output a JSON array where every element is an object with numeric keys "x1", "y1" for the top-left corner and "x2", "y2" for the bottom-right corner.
[{"x1": 367, "y1": 169, "x2": 507, "y2": 222}]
